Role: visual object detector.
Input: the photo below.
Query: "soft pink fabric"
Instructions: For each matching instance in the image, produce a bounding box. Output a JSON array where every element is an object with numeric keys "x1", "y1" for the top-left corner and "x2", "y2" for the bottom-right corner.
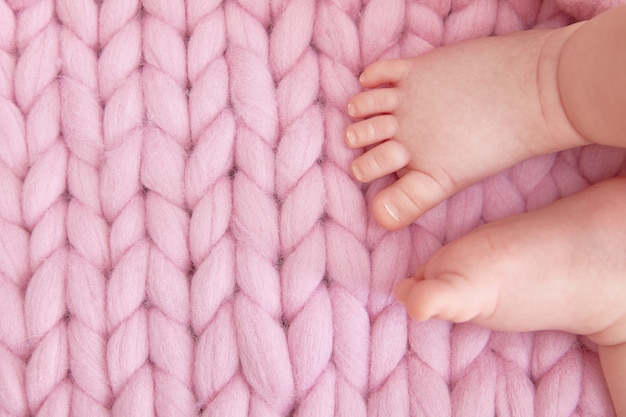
[{"x1": 0, "y1": 0, "x2": 625, "y2": 415}]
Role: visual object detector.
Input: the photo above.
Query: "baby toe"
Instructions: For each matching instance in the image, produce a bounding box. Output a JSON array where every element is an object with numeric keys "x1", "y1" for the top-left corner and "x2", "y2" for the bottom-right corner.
[
  {"x1": 359, "y1": 58, "x2": 411, "y2": 88},
  {"x1": 403, "y1": 279, "x2": 455, "y2": 322},
  {"x1": 345, "y1": 115, "x2": 398, "y2": 148},
  {"x1": 373, "y1": 170, "x2": 451, "y2": 230},
  {"x1": 348, "y1": 88, "x2": 400, "y2": 118},
  {"x1": 351, "y1": 140, "x2": 409, "y2": 183},
  {"x1": 402, "y1": 274, "x2": 495, "y2": 324}
]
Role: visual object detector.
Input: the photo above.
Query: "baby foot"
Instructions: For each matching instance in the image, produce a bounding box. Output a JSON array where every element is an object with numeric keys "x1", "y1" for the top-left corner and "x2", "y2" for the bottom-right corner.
[
  {"x1": 394, "y1": 177, "x2": 626, "y2": 347},
  {"x1": 346, "y1": 24, "x2": 588, "y2": 230}
]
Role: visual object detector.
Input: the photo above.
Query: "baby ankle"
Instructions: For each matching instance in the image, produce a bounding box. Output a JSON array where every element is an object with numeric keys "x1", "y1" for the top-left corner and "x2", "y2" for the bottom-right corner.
[{"x1": 536, "y1": 22, "x2": 590, "y2": 150}]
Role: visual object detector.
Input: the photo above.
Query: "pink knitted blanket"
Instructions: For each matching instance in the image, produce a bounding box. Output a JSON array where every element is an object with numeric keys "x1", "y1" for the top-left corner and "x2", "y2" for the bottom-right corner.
[{"x1": 1, "y1": 0, "x2": 625, "y2": 415}]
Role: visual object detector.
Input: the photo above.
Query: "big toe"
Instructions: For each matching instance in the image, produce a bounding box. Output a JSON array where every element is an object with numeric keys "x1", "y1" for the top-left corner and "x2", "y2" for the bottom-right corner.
[
  {"x1": 397, "y1": 275, "x2": 494, "y2": 323},
  {"x1": 372, "y1": 170, "x2": 451, "y2": 230}
]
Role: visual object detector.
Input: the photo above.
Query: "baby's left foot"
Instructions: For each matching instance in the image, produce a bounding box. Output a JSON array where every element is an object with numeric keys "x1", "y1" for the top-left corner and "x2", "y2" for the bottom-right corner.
[{"x1": 395, "y1": 177, "x2": 626, "y2": 347}]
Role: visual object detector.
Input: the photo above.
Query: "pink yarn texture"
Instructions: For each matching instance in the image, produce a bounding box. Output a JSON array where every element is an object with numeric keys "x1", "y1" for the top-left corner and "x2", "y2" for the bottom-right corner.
[{"x1": 1, "y1": 0, "x2": 625, "y2": 415}]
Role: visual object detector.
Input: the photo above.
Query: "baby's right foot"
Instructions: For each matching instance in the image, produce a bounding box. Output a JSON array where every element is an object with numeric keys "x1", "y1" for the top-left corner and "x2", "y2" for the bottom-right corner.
[
  {"x1": 346, "y1": 23, "x2": 589, "y2": 230},
  {"x1": 393, "y1": 176, "x2": 626, "y2": 343}
]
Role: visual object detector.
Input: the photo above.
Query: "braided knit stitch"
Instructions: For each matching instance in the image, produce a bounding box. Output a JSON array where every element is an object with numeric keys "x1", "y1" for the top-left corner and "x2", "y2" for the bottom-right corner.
[
  {"x1": 14, "y1": 0, "x2": 73, "y2": 414},
  {"x1": 142, "y1": 1, "x2": 196, "y2": 415},
  {"x1": 227, "y1": 1, "x2": 296, "y2": 415},
  {"x1": 1, "y1": 0, "x2": 625, "y2": 416},
  {"x1": 100, "y1": 0, "x2": 153, "y2": 415},
  {"x1": 0, "y1": 2, "x2": 29, "y2": 416},
  {"x1": 186, "y1": 1, "x2": 242, "y2": 416},
  {"x1": 272, "y1": 0, "x2": 333, "y2": 414},
  {"x1": 58, "y1": 0, "x2": 111, "y2": 414}
]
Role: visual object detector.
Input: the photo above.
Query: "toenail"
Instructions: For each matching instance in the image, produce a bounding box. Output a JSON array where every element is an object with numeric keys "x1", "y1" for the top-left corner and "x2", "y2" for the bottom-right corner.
[
  {"x1": 352, "y1": 164, "x2": 363, "y2": 181},
  {"x1": 348, "y1": 103, "x2": 356, "y2": 117},
  {"x1": 346, "y1": 130, "x2": 356, "y2": 146},
  {"x1": 384, "y1": 201, "x2": 401, "y2": 222},
  {"x1": 359, "y1": 73, "x2": 366, "y2": 84}
]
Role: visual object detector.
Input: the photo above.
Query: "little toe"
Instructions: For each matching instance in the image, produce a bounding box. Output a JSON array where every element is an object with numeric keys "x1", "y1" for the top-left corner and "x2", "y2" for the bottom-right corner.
[
  {"x1": 351, "y1": 140, "x2": 409, "y2": 183},
  {"x1": 348, "y1": 88, "x2": 400, "y2": 118},
  {"x1": 359, "y1": 58, "x2": 411, "y2": 88},
  {"x1": 345, "y1": 115, "x2": 398, "y2": 148},
  {"x1": 372, "y1": 170, "x2": 451, "y2": 230}
]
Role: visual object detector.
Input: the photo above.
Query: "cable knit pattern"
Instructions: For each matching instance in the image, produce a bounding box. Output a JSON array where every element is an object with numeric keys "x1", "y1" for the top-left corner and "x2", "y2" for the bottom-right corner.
[
  {"x1": 57, "y1": 0, "x2": 111, "y2": 415},
  {"x1": 0, "y1": 3, "x2": 29, "y2": 416},
  {"x1": 0, "y1": 0, "x2": 625, "y2": 416},
  {"x1": 99, "y1": 0, "x2": 153, "y2": 415},
  {"x1": 15, "y1": 0, "x2": 72, "y2": 415},
  {"x1": 141, "y1": 1, "x2": 195, "y2": 415},
  {"x1": 271, "y1": 0, "x2": 333, "y2": 415},
  {"x1": 227, "y1": 1, "x2": 296, "y2": 415},
  {"x1": 186, "y1": 2, "x2": 241, "y2": 416}
]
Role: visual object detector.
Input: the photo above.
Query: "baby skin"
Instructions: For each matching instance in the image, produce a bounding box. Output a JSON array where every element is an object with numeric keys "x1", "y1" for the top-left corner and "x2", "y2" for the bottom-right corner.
[{"x1": 347, "y1": 4, "x2": 626, "y2": 416}]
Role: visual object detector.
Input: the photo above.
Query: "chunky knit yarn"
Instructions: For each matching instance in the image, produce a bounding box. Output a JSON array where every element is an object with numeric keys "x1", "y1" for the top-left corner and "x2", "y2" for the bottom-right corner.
[{"x1": 0, "y1": 0, "x2": 624, "y2": 415}]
